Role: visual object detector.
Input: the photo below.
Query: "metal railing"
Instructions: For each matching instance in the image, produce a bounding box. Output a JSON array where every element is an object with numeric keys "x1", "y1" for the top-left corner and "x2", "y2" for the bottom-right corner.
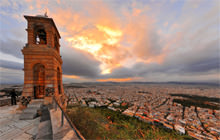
[{"x1": 53, "y1": 97, "x2": 86, "y2": 140}]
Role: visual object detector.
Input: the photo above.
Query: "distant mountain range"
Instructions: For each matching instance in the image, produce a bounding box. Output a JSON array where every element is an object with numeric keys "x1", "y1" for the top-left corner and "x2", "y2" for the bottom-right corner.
[
  {"x1": 1, "y1": 81, "x2": 219, "y2": 87},
  {"x1": 69, "y1": 81, "x2": 219, "y2": 86}
]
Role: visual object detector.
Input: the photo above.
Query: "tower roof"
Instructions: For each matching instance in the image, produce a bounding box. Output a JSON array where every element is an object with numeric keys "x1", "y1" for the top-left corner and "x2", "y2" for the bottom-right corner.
[{"x1": 24, "y1": 15, "x2": 61, "y2": 38}]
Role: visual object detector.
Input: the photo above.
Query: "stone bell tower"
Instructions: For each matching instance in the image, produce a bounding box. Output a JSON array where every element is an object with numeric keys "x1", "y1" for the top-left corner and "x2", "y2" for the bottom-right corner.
[{"x1": 21, "y1": 14, "x2": 65, "y2": 104}]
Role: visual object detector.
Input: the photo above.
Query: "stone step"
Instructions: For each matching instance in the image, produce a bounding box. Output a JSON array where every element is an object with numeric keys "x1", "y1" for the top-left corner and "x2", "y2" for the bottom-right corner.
[
  {"x1": 19, "y1": 112, "x2": 38, "y2": 120},
  {"x1": 23, "y1": 108, "x2": 39, "y2": 114},
  {"x1": 27, "y1": 103, "x2": 42, "y2": 108},
  {"x1": 19, "y1": 100, "x2": 43, "y2": 120},
  {"x1": 31, "y1": 99, "x2": 44, "y2": 102}
]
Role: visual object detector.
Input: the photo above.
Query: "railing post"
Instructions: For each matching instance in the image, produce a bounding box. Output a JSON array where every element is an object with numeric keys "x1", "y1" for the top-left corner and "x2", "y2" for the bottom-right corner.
[
  {"x1": 61, "y1": 110, "x2": 64, "y2": 127},
  {"x1": 55, "y1": 101, "x2": 57, "y2": 111}
]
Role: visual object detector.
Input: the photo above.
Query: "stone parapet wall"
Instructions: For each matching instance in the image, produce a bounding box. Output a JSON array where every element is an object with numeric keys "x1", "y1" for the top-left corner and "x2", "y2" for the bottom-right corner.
[
  {"x1": 50, "y1": 98, "x2": 84, "y2": 140},
  {"x1": 0, "y1": 97, "x2": 20, "y2": 107}
]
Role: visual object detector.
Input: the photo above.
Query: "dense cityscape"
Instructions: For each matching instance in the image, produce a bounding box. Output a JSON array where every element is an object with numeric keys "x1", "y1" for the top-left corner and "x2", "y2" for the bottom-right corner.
[
  {"x1": 0, "y1": 83, "x2": 219, "y2": 139},
  {"x1": 64, "y1": 83, "x2": 220, "y2": 140}
]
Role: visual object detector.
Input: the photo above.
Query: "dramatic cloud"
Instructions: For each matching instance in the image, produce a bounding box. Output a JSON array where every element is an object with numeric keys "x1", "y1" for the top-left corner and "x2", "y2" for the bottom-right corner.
[
  {"x1": 61, "y1": 45, "x2": 101, "y2": 77},
  {"x1": 0, "y1": 39, "x2": 24, "y2": 59},
  {"x1": 0, "y1": 59, "x2": 23, "y2": 70},
  {"x1": 0, "y1": 0, "x2": 219, "y2": 83}
]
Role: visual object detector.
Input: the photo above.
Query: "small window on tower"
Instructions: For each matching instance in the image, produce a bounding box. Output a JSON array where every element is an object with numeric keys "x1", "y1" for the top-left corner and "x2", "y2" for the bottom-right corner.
[{"x1": 35, "y1": 29, "x2": 47, "y2": 44}]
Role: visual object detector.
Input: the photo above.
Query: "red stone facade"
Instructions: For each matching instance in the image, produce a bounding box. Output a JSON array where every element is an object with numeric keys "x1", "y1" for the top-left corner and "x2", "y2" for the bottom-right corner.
[{"x1": 21, "y1": 15, "x2": 64, "y2": 102}]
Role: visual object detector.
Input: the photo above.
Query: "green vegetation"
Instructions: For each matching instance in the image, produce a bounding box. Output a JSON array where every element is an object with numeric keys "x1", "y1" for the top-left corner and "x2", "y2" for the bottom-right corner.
[
  {"x1": 173, "y1": 98, "x2": 220, "y2": 110},
  {"x1": 67, "y1": 105, "x2": 192, "y2": 140},
  {"x1": 170, "y1": 94, "x2": 220, "y2": 103},
  {"x1": 170, "y1": 94, "x2": 220, "y2": 110}
]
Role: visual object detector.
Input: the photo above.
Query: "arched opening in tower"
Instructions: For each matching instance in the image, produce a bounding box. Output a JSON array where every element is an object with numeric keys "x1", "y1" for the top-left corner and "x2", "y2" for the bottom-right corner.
[
  {"x1": 33, "y1": 63, "x2": 45, "y2": 98},
  {"x1": 34, "y1": 26, "x2": 47, "y2": 45}
]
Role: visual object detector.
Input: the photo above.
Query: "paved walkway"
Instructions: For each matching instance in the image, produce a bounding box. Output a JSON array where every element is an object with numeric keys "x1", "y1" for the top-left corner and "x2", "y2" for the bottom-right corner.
[{"x1": 0, "y1": 105, "x2": 40, "y2": 140}]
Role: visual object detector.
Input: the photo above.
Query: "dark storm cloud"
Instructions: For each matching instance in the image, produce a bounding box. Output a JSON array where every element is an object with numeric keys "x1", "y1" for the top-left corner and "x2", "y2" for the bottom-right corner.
[
  {"x1": 101, "y1": 67, "x2": 134, "y2": 79},
  {"x1": 0, "y1": 39, "x2": 24, "y2": 58},
  {"x1": 61, "y1": 46, "x2": 101, "y2": 77},
  {"x1": 161, "y1": 39, "x2": 220, "y2": 74},
  {"x1": 0, "y1": 59, "x2": 23, "y2": 70},
  {"x1": 180, "y1": 58, "x2": 219, "y2": 73}
]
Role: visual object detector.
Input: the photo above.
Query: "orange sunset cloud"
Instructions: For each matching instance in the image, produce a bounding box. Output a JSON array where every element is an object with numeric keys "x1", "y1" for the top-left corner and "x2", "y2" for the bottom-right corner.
[
  {"x1": 97, "y1": 77, "x2": 141, "y2": 82},
  {"x1": 47, "y1": 0, "x2": 164, "y2": 76}
]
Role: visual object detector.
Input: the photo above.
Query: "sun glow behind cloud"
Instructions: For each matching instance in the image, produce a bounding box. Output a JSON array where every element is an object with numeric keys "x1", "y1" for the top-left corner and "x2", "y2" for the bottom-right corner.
[
  {"x1": 96, "y1": 24, "x2": 122, "y2": 45},
  {"x1": 97, "y1": 77, "x2": 140, "y2": 82},
  {"x1": 63, "y1": 74, "x2": 81, "y2": 79},
  {"x1": 67, "y1": 36, "x2": 102, "y2": 54}
]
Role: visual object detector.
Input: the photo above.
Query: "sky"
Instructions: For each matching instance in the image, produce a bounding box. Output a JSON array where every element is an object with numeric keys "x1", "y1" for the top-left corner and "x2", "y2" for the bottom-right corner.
[{"x1": 0, "y1": 0, "x2": 219, "y2": 84}]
